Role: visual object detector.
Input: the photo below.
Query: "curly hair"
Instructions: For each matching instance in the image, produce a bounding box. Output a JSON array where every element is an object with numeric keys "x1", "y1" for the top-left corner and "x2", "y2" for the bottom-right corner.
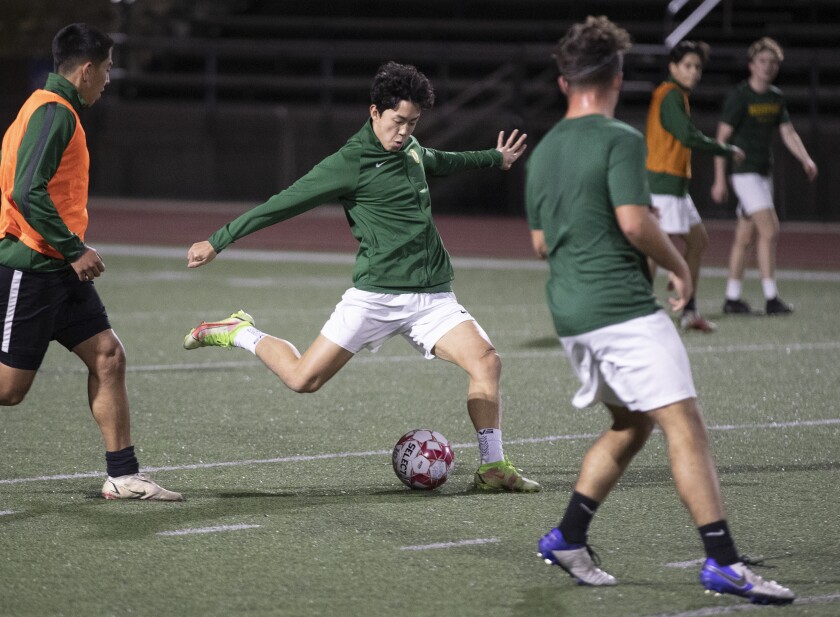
[
  {"x1": 370, "y1": 61, "x2": 435, "y2": 114},
  {"x1": 52, "y1": 23, "x2": 113, "y2": 74},
  {"x1": 553, "y1": 16, "x2": 632, "y2": 88},
  {"x1": 669, "y1": 40, "x2": 710, "y2": 66}
]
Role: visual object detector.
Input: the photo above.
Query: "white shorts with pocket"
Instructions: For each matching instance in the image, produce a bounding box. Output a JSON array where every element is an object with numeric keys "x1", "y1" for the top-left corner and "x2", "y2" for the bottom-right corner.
[
  {"x1": 651, "y1": 193, "x2": 702, "y2": 235},
  {"x1": 320, "y1": 288, "x2": 479, "y2": 359},
  {"x1": 731, "y1": 173, "x2": 774, "y2": 217},
  {"x1": 559, "y1": 311, "x2": 696, "y2": 412}
]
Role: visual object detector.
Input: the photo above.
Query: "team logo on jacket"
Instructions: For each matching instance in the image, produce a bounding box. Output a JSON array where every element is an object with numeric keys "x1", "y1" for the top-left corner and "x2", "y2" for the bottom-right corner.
[{"x1": 409, "y1": 149, "x2": 420, "y2": 164}]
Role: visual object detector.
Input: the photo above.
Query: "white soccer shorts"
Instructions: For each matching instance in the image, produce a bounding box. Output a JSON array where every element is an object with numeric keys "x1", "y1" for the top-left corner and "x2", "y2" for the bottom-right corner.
[
  {"x1": 320, "y1": 287, "x2": 479, "y2": 359},
  {"x1": 560, "y1": 311, "x2": 696, "y2": 412},
  {"x1": 651, "y1": 193, "x2": 702, "y2": 235},
  {"x1": 731, "y1": 173, "x2": 774, "y2": 217}
]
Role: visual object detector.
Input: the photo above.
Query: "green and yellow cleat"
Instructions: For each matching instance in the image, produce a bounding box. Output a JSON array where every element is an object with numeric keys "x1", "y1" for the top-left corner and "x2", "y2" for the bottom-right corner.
[
  {"x1": 474, "y1": 456, "x2": 541, "y2": 492},
  {"x1": 183, "y1": 310, "x2": 255, "y2": 350}
]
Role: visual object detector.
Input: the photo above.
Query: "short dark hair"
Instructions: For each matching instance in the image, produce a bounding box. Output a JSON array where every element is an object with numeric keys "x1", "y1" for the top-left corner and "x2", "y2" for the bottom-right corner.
[
  {"x1": 370, "y1": 61, "x2": 435, "y2": 114},
  {"x1": 553, "y1": 16, "x2": 632, "y2": 88},
  {"x1": 52, "y1": 23, "x2": 113, "y2": 74},
  {"x1": 669, "y1": 40, "x2": 710, "y2": 66}
]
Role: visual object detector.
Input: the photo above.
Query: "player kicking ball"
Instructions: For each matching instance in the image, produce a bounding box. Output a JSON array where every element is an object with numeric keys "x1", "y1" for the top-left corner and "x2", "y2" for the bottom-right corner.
[{"x1": 183, "y1": 61, "x2": 539, "y2": 493}]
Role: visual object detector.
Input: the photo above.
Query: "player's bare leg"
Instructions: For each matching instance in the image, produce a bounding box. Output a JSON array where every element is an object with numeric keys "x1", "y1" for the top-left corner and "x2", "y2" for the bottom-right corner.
[
  {"x1": 750, "y1": 209, "x2": 779, "y2": 282},
  {"x1": 538, "y1": 404, "x2": 652, "y2": 585},
  {"x1": 679, "y1": 224, "x2": 716, "y2": 332},
  {"x1": 433, "y1": 320, "x2": 500, "y2": 431},
  {"x1": 728, "y1": 217, "x2": 755, "y2": 284},
  {"x1": 255, "y1": 334, "x2": 354, "y2": 393},
  {"x1": 73, "y1": 330, "x2": 131, "y2": 451},
  {"x1": 434, "y1": 321, "x2": 540, "y2": 492},
  {"x1": 724, "y1": 217, "x2": 756, "y2": 314},
  {"x1": 648, "y1": 398, "x2": 725, "y2": 525},
  {"x1": 75, "y1": 330, "x2": 182, "y2": 501},
  {"x1": 0, "y1": 364, "x2": 37, "y2": 406},
  {"x1": 572, "y1": 404, "x2": 654, "y2": 501}
]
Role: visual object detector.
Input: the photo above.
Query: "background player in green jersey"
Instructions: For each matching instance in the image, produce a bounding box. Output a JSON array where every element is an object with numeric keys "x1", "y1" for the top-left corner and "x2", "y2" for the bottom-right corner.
[
  {"x1": 183, "y1": 61, "x2": 539, "y2": 493},
  {"x1": 526, "y1": 16, "x2": 793, "y2": 604},
  {"x1": 712, "y1": 37, "x2": 818, "y2": 316}
]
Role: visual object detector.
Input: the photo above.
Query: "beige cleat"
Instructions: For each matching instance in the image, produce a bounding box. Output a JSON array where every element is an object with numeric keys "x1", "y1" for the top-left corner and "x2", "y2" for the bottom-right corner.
[{"x1": 102, "y1": 473, "x2": 184, "y2": 501}]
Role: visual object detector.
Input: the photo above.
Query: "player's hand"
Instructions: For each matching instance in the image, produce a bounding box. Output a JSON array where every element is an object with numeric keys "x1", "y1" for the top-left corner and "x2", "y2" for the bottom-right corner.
[
  {"x1": 187, "y1": 241, "x2": 217, "y2": 268},
  {"x1": 730, "y1": 145, "x2": 746, "y2": 165},
  {"x1": 711, "y1": 179, "x2": 729, "y2": 204},
  {"x1": 497, "y1": 129, "x2": 527, "y2": 170},
  {"x1": 71, "y1": 246, "x2": 105, "y2": 282},
  {"x1": 666, "y1": 271, "x2": 692, "y2": 313},
  {"x1": 803, "y1": 158, "x2": 818, "y2": 181},
  {"x1": 530, "y1": 229, "x2": 547, "y2": 260}
]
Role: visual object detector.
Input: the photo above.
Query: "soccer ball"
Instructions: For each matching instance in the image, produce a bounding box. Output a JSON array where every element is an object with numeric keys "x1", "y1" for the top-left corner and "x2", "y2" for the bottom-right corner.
[{"x1": 392, "y1": 429, "x2": 455, "y2": 490}]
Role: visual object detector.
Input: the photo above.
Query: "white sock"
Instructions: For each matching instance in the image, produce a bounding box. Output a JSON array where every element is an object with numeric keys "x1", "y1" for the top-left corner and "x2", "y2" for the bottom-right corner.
[
  {"x1": 477, "y1": 428, "x2": 504, "y2": 465},
  {"x1": 233, "y1": 326, "x2": 266, "y2": 354},
  {"x1": 761, "y1": 278, "x2": 778, "y2": 300},
  {"x1": 725, "y1": 279, "x2": 742, "y2": 301}
]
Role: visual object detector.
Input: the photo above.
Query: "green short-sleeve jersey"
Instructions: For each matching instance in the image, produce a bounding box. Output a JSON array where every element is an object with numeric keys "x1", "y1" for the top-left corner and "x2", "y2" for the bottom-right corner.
[
  {"x1": 721, "y1": 81, "x2": 790, "y2": 175},
  {"x1": 526, "y1": 115, "x2": 659, "y2": 337}
]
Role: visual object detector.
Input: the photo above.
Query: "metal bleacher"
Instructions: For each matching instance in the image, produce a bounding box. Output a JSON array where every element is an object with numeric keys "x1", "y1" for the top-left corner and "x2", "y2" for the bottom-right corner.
[{"x1": 94, "y1": 0, "x2": 839, "y2": 218}]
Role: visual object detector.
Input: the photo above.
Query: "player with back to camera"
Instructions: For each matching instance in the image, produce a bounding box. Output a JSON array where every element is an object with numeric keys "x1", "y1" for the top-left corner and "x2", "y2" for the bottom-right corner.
[
  {"x1": 712, "y1": 37, "x2": 818, "y2": 316},
  {"x1": 525, "y1": 16, "x2": 793, "y2": 604},
  {"x1": 0, "y1": 23, "x2": 182, "y2": 500},
  {"x1": 645, "y1": 40, "x2": 745, "y2": 333},
  {"x1": 183, "y1": 61, "x2": 540, "y2": 493}
]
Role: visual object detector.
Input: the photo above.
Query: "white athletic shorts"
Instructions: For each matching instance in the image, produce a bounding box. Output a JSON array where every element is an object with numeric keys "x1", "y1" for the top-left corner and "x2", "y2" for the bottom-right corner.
[
  {"x1": 731, "y1": 173, "x2": 774, "y2": 217},
  {"x1": 559, "y1": 311, "x2": 696, "y2": 412},
  {"x1": 320, "y1": 288, "x2": 478, "y2": 359},
  {"x1": 651, "y1": 193, "x2": 702, "y2": 235}
]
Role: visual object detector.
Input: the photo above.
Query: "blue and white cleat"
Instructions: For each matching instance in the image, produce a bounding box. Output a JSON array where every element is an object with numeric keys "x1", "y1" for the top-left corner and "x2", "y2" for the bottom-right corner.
[
  {"x1": 700, "y1": 558, "x2": 794, "y2": 605},
  {"x1": 537, "y1": 527, "x2": 617, "y2": 586}
]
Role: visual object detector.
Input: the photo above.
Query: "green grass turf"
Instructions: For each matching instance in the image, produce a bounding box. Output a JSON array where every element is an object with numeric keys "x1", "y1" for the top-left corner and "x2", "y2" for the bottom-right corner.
[{"x1": 1, "y1": 249, "x2": 839, "y2": 617}]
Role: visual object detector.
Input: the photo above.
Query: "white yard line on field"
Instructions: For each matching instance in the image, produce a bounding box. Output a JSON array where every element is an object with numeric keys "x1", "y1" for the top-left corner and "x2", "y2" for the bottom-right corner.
[
  {"x1": 2, "y1": 418, "x2": 839, "y2": 486},
  {"x1": 399, "y1": 538, "x2": 500, "y2": 551},
  {"x1": 96, "y1": 243, "x2": 840, "y2": 281},
  {"x1": 156, "y1": 524, "x2": 261, "y2": 537}
]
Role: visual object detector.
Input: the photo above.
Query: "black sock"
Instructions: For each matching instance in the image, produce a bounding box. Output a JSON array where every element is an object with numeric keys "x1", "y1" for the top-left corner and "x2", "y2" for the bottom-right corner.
[
  {"x1": 684, "y1": 296, "x2": 697, "y2": 313},
  {"x1": 105, "y1": 445, "x2": 139, "y2": 478},
  {"x1": 559, "y1": 491, "x2": 600, "y2": 544},
  {"x1": 699, "y1": 520, "x2": 739, "y2": 566}
]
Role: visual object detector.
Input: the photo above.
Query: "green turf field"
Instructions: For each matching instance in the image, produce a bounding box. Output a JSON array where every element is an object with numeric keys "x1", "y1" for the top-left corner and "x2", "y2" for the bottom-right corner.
[{"x1": 2, "y1": 247, "x2": 838, "y2": 617}]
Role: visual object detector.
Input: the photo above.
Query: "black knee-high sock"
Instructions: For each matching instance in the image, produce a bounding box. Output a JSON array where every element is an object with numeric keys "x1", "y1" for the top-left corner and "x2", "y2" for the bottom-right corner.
[
  {"x1": 105, "y1": 445, "x2": 139, "y2": 478},
  {"x1": 559, "y1": 491, "x2": 600, "y2": 544},
  {"x1": 699, "y1": 520, "x2": 739, "y2": 566}
]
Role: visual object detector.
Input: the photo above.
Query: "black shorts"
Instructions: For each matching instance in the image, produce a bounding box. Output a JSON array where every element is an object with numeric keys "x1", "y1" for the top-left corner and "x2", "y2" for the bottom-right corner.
[{"x1": 0, "y1": 264, "x2": 111, "y2": 370}]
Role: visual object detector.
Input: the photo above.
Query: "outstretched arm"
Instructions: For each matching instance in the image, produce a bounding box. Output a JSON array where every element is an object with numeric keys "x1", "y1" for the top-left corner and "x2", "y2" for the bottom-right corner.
[{"x1": 779, "y1": 122, "x2": 818, "y2": 181}]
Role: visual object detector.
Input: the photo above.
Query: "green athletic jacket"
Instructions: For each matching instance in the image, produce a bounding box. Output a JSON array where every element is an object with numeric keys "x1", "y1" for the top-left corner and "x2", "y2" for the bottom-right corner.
[{"x1": 209, "y1": 120, "x2": 503, "y2": 293}]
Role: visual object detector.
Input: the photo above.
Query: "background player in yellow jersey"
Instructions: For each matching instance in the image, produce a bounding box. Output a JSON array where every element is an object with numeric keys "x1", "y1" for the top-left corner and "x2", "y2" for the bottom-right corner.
[{"x1": 645, "y1": 40, "x2": 744, "y2": 333}]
